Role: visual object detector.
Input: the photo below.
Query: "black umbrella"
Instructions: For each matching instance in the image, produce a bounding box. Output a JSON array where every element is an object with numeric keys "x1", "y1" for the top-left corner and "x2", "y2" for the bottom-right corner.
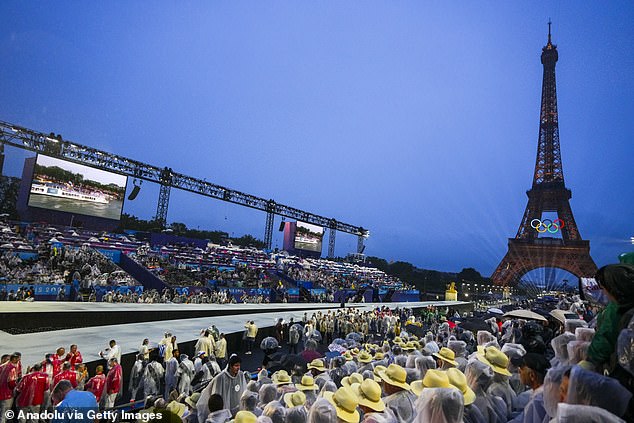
[
  {"x1": 405, "y1": 324, "x2": 426, "y2": 338},
  {"x1": 459, "y1": 319, "x2": 491, "y2": 333}
]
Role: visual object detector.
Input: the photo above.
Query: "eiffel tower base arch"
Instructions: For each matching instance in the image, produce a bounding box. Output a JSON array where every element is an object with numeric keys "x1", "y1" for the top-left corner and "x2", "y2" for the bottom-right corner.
[{"x1": 491, "y1": 239, "x2": 597, "y2": 286}]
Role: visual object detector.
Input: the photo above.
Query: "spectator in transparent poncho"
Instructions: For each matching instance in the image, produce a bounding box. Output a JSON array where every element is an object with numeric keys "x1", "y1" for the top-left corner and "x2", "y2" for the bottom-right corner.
[
  {"x1": 564, "y1": 365, "x2": 632, "y2": 419},
  {"x1": 412, "y1": 387, "x2": 464, "y2": 423},
  {"x1": 424, "y1": 333, "x2": 440, "y2": 354},
  {"x1": 507, "y1": 353, "x2": 550, "y2": 423},
  {"x1": 566, "y1": 341, "x2": 589, "y2": 365},
  {"x1": 307, "y1": 398, "x2": 338, "y2": 423},
  {"x1": 464, "y1": 359, "x2": 505, "y2": 423},
  {"x1": 414, "y1": 356, "x2": 436, "y2": 381},
  {"x1": 258, "y1": 384, "x2": 277, "y2": 409},
  {"x1": 556, "y1": 403, "x2": 625, "y2": 423},
  {"x1": 500, "y1": 343, "x2": 526, "y2": 396},
  {"x1": 549, "y1": 333, "x2": 576, "y2": 368},
  {"x1": 319, "y1": 381, "x2": 338, "y2": 398},
  {"x1": 287, "y1": 406, "x2": 308, "y2": 423},
  {"x1": 262, "y1": 401, "x2": 286, "y2": 423},
  {"x1": 240, "y1": 391, "x2": 262, "y2": 417},
  {"x1": 448, "y1": 341, "x2": 468, "y2": 372},
  {"x1": 575, "y1": 327, "x2": 595, "y2": 343},
  {"x1": 477, "y1": 331, "x2": 496, "y2": 348},
  {"x1": 296, "y1": 375, "x2": 319, "y2": 408},
  {"x1": 541, "y1": 366, "x2": 571, "y2": 423}
]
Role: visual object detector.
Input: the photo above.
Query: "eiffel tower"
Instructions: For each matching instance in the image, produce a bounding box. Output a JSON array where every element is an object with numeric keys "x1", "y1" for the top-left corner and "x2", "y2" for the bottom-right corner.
[{"x1": 491, "y1": 24, "x2": 597, "y2": 286}]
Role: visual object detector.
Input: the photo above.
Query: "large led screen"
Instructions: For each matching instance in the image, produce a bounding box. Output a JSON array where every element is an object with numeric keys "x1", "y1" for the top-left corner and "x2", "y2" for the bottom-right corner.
[
  {"x1": 294, "y1": 222, "x2": 324, "y2": 253},
  {"x1": 28, "y1": 155, "x2": 127, "y2": 220}
]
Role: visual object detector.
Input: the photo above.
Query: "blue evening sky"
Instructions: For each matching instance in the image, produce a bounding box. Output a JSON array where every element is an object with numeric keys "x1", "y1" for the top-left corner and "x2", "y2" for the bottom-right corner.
[{"x1": 1, "y1": 2, "x2": 633, "y2": 278}]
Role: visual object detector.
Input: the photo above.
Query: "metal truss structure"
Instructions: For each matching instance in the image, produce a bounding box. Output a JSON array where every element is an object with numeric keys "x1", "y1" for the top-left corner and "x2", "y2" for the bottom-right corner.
[{"x1": 0, "y1": 121, "x2": 369, "y2": 250}]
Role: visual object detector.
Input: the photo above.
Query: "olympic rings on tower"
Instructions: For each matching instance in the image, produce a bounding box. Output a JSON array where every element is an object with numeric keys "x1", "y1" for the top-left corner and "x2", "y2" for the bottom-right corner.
[{"x1": 530, "y1": 218, "x2": 565, "y2": 234}]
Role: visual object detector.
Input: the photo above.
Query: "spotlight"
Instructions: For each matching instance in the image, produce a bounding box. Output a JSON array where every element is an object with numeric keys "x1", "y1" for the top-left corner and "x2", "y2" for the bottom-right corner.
[{"x1": 128, "y1": 179, "x2": 142, "y2": 201}]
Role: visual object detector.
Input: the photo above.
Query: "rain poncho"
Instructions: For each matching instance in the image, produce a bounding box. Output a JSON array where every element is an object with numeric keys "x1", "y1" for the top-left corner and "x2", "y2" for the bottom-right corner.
[
  {"x1": 197, "y1": 365, "x2": 249, "y2": 422},
  {"x1": 143, "y1": 361, "x2": 164, "y2": 398},
  {"x1": 541, "y1": 366, "x2": 571, "y2": 421},
  {"x1": 240, "y1": 391, "x2": 262, "y2": 416},
  {"x1": 262, "y1": 401, "x2": 286, "y2": 423},
  {"x1": 307, "y1": 398, "x2": 337, "y2": 423},
  {"x1": 508, "y1": 386, "x2": 545, "y2": 423},
  {"x1": 477, "y1": 331, "x2": 496, "y2": 347},
  {"x1": 412, "y1": 387, "x2": 463, "y2": 423},
  {"x1": 177, "y1": 355, "x2": 196, "y2": 395},
  {"x1": 383, "y1": 389, "x2": 417, "y2": 423},
  {"x1": 447, "y1": 341, "x2": 468, "y2": 372},
  {"x1": 205, "y1": 409, "x2": 231, "y2": 423},
  {"x1": 565, "y1": 365, "x2": 632, "y2": 418},
  {"x1": 415, "y1": 356, "x2": 436, "y2": 380},
  {"x1": 550, "y1": 333, "x2": 576, "y2": 368},
  {"x1": 465, "y1": 359, "x2": 505, "y2": 423},
  {"x1": 463, "y1": 404, "x2": 487, "y2": 423},
  {"x1": 258, "y1": 384, "x2": 277, "y2": 408},
  {"x1": 566, "y1": 341, "x2": 589, "y2": 365},
  {"x1": 487, "y1": 372, "x2": 516, "y2": 420},
  {"x1": 128, "y1": 359, "x2": 144, "y2": 400},
  {"x1": 575, "y1": 327, "x2": 595, "y2": 343},
  {"x1": 564, "y1": 319, "x2": 587, "y2": 334},
  {"x1": 618, "y1": 311, "x2": 634, "y2": 377},
  {"x1": 165, "y1": 356, "x2": 179, "y2": 397},
  {"x1": 319, "y1": 381, "x2": 337, "y2": 397},
  {"x1": 287, "y1": 406, "x2": 308, "y2": 423},
  {"x1": 362, "y1": 410, "x2": 398, "y2": 423},
  {"x1": 556, "y1": 403, "x2": 625, "y2": 423}
]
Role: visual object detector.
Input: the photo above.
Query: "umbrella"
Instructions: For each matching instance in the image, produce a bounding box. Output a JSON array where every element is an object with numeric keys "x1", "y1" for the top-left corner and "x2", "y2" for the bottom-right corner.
[
  {"x1": 549, "y1": 309, "x2": 579, "y2": 325},
  {"x1": 405, "y1": 323, "x2": 425, "y2": 338},
  {"x1": 459, "y1": 319, "x2": 492, "y2": 333},
  {"x1": 503, "y1": 309, "x2": 548, "y2": 322},
  {"x1": 260, "y1": 337, "x2": 279, "y2": 350},
  {"x1": 346, "y1": 332, "x2": 363, "y2": 342},
  {"x1": 487, "y1": 308, "x2": 504, "y2": 315},
  {"x1": 307, "y1": 329, "x2": 322, "y2": 342}
]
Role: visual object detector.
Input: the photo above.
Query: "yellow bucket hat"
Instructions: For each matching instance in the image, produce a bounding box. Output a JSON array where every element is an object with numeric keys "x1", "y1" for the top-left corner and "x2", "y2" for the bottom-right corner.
[
  {"x1": 272, "y1": 370, "x2": 292, "y2": 385},
  {"x1": 307, "y1": 359, "x2": 326, "y2": 372},
  {"x1": 357, "y1": 350, "x2": 373, "y2": 363},
  {"x1": 234, "y1": 411, "x2": 257, "y2": 423},
  {"x1": 447, "y1": 368, "x2": 476, "y2": 406},
  {"x1": 354, "y1": 379, "x2": 385, "y2": 412},
  {"x1": 341, "y1": 372, "x2": 363, "y2": 388},
  {"x1": 296, "y1": 375, "x2": 319, "y2": 391},
  {"x1": 284, "y1": 391, "x2": 306, "y2": 408},
  {"x1": 477, "y1": 346, "x2": 511, "y2": 376},
  {"x1": 433, "y1": 347, "x2": 458, "y2": 367},
  {"x1": 324, "y1": 387, "x2": 360, "y2": 423},
  {"x1": 411, "y1": 369, "x2": 451, "y2": 396},
  {"x1": 378, "y1": 364, "x2": 411, "y2": 391}
]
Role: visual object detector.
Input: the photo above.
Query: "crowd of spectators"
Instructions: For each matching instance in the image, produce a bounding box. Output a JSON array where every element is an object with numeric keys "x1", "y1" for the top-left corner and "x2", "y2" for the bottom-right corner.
[
  {"x1": 129, "y1": 243, "x2": 274, "y2": 288},
  {"x1": 276, "y1": 256, "x2": 410, "y2": 292}
]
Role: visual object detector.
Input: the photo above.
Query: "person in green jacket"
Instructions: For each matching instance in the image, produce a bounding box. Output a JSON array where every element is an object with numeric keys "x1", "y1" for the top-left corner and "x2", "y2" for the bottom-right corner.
[{"x1": 587, "y1": 264, "x2": 634, "y2": 373}]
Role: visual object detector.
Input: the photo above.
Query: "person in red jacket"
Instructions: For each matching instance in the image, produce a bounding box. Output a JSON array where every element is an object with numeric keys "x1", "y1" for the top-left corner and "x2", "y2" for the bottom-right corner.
[
  {"x1": 85, "y1": 365, "x2": 106, "y2": 403},
  {"x1": 53, "y1": 362, "x2": 77, "y2": 389},
  {"x1": 15, "y1": 363, "x2": 50, "y2": 416},
  {"x1": 0, "y1": 353, "x2": 20, "y2": 423},
  {"x1": 64, "y1": 344, "x2": 83, "y2": 370},
  {"x1": 103, "y1": 358, "x2": 122, "y2": 409}
]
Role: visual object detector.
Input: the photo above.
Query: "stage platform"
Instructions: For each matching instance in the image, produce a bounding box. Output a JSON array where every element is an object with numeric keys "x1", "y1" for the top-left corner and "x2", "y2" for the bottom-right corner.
[{"x1": 0, "y1": 300, "x2": 471, "y2": 369}]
